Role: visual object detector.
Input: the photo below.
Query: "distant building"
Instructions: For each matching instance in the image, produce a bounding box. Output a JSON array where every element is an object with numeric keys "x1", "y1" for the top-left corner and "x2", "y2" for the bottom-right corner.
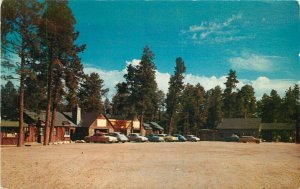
[
  {"x1": 77, "y1": 113, "x2": 147, "y2": 138},
  {"x1": 217, "y1": 118, "x2": 296, "y2": 142},
  {"x1": 217, "y1": 118, "x2": 261, "y2": 139},
  {"x1": 0, "y1": 108, "x2": 79, "y2": 145}
]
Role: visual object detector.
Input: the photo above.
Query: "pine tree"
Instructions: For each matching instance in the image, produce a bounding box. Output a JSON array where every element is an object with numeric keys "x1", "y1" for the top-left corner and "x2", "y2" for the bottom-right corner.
[
  {"x1": 223, "y1": 69, "x2": 239, "y2": 118},
  {"x1": 1, "y1": 81, "x2": 19, "y2": 120},
  {"x1": 166, "y1": 57, "x2": 186, "y2": 134},
  {"x1": 112, "y1": 82, "x2": 131, "y2": 118},
  {"x1": 78, "y1": 72, "x2": 108, "y2": 113},
  {"x1": 125, "y1": 46, "x2": 158, "y2": 128},
  {"x1": 257, "y1": 90, "x2": 282, "y2": 123},
  {"x1": 207, "y1": 86, "x2": 223, "y2": 129},
  {"x1": 1, "y1": 0, "x2": 42, "y2": 146},
  {"x1": 237, "y1": 85, "x2": 256, "y2": 118},
  {"x1": 38, "y1": 0, "x2": 85, "y2": 145}
]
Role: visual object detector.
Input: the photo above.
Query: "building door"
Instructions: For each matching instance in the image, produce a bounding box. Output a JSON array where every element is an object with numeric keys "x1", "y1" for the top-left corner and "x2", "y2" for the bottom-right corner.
[{"x1": 70, "y1": 129, "x2": 74, "y2": 141}]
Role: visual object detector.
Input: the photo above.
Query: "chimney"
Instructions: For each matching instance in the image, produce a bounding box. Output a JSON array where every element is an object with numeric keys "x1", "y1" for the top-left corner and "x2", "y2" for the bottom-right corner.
[{"x1": 72, "y1": 105, "x2": 81, "y2": 125}]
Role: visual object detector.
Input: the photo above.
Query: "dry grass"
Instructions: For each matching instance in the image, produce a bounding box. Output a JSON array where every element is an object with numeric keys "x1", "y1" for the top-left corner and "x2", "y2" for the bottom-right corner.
[{"x1": 1, "y1": 142, "x2": 300, "y2": 189}]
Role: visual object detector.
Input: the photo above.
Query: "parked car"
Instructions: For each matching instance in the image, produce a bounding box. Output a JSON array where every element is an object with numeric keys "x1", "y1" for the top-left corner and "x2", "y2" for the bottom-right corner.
[
  {"x1": 157, "y1": 134, "x2": 179, "y2": 142},
  {"x1": 173, "y1": 134, "x2": 187, "y2": 142},
  {"x1": 128, "y1": 133, "x2": 148, "y2": 142},
  {"x1": 224, "y1": 134, "x2": 240, "y2": 142},
  {"x1": 239, "y1": 136, "x2": 261, "y2": 143},
  {"x1": 84, "y1": 133, "x2": 118, "y2": 143},
  {"x1": 147, "y1": 134, "x2": 164, "y2": 142},
  {"x1": 108, "y1": 132, "x2": 129, "y2": 143},
  {"x1": 186, "y1": 135, "x2": 200, "y2": 142}
]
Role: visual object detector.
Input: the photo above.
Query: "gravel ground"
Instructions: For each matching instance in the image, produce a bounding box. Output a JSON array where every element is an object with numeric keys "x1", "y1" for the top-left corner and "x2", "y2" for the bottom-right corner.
[{"x1": 1, "y1": 142, "x2": 300, "y2": 189}]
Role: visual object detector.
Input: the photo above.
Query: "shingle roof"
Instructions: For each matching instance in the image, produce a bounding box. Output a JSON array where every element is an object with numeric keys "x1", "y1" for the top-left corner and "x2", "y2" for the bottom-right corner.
[
  {"x1": 143, "y1": 123, "x2": 152, "y2": 130},
  {"x1": 217, "y1": 118, "x2": 261, "y2": 130},
  {"x1": 260, "y1": 123, "x2": 294, "y2": 130},
  {"x1": 25, "y1": 110, "x2": 76, "y2": 127},
  {"x1": 149, "y1": 122, "x2": 164, "y2": 130},
  {"x1": 81, "y1": 112, "x2": 100, "y2": 128},
  {"x1": 1, "y1": 120, "x2": 28, "y2": 127}
]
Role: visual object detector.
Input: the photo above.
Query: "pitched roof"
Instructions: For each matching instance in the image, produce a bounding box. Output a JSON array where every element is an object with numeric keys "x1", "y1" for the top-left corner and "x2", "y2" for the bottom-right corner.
[
  {"x1": 109, "y1": 119, "x2": 132, "y2": 129},
  {"x1": 260, "y1": 123, "x2": 294, "y2": 130},
  {"x1": 25, "y1": 110, "x2": 76, "y2": 127},
  {"x1": 217, "y1": 118, "x2": 261, "y2": 130},
  {"x1": 1, "y1": 120, "x2": 28, "y2": 127},
  {"x1": 149, "y1": 122, "x2": 164, "y2": 130},
  {"x1": 81, "y1": 112, "x2": 100, "y2": 128},
  {"x1": 143, "y1": 123, "x2": 152, "y2": 130}
]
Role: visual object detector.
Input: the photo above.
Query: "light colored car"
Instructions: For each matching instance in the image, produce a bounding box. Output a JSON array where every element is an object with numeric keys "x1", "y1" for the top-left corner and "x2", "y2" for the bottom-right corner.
[
  {"x1": 84, "y1": 133, "x2": 118, "y2": 143},
  {"x1": 128, "y1": 133, "x2": 148, "y2": 142},
  {"x1": 109, "y1": 132, "x2": 129, "y2": 143},
  {"x1": 239, "y1": 136, "x2": 261, "y2": 143},
  {"x1": 157, "y1": 134, "x2": 179, "y2": 142},
  {"x1": 186, "y1": 135, "x2": 200, "y2": 142}
]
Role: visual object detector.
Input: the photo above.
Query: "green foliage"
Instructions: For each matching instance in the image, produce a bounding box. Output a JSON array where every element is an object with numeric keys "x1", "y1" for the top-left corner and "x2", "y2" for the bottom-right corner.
[
  {"x1": 257, "y1": 90, "x2": 282, "y2": 123},
  {"x1": 234, "y1": 85, "x2": 256, "y2": 118},
  {"x1": 1, "y1": 81, "x2": 19, "y2": 120},
  {"x1": 112, "y1": 82, "x2": 132, "y2": 118},
  {"x1": 223, "y1": 69, "x2": 239, "y2": 118},
  {"x1": 207, "y1": 86, "x2": 223, "y2": 129},
  {"x1": 123, "y1": 46, "x2": 159, "y2": 122},
  {"x1": 24, "y1": 74, "x2": 47, "y2": 112},
  {"x1": 78, "y1": 72, "x2": 108, "y2": 113},
  {"x1": 165, "y1": 57, "x2": 186, "y2": 133},
  {"x1": 177, "y1": 83, "x2": 207, "y2": 135},
  {"x1": 1, "y1": 0, "x2": 43, "y2": 146}
]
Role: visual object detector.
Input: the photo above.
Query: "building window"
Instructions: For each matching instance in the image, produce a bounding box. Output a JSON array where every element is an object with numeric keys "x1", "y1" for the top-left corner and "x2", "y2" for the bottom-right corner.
[
  {"x1": 39, "y1": 127, "x2": 44, "y2": 135},
  {"x1": 64, "y1": 128, "x2": 70, "y2": 137}
]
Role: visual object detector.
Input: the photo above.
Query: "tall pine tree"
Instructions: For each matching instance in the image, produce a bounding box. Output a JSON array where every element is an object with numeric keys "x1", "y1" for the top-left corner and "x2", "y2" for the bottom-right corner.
[
  {"x1": 166, "y1": 57, "x2": 186, "y2": 134},
  {"x1": 223, "y1": 69, "x2": 239, "y2": 118},
  {"x1": 1, "y1": 0, "x2": 42, "y2": 146}
]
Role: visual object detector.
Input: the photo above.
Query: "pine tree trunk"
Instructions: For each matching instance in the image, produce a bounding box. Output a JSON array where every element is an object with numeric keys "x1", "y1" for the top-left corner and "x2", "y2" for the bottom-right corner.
[
  {"x1": 49, "y1": 85, "x2": 60, "y2": 143},
  {"x1": 168, "y1": 116, "x2": 173, "y2": 134},
  {"x1": 49, "y1": 104, "x2": 57, "y2": 144},
  {"x1": 17, "y1": 55, "x2": 25, "y2": 147},
  {"x1": 44, "y1": 62, "x2": 53, "y2": 145},
  {"x1": 140, "y1": 111, "x2": 144, "y2": 135}
]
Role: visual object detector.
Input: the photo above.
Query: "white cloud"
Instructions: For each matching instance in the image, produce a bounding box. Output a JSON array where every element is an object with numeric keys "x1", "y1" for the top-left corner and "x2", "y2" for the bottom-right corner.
[
  {"x1": 184, "y1": 74, "x2": 227, "y2": 90},
  {"x1": 83, "y1": 67, "x2": 125, "y2": 99},
  {"x1": 229, "y1": 53, "x2": 278, "y2": 72},
  {"x1": 125, "y1": 59, "x2": 140, "y2": 68},
  {"x1": 155, "y1": 71, "x2": 171, "y2": 94},
  {"x1": 250, "y1": 77, "x2": 300, "y2": 99},
  {"x1": 182, "y1": 14, "x2": 249, "y2": 44},
  {"x1": 83, "y1": 59, "x2": 299, "y2": 100}
]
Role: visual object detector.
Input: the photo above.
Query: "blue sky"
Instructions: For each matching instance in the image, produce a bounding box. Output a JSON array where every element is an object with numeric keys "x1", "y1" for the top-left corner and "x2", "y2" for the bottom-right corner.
[{"x1": 69, "y1": 1, "x2": 299, "y2": 99}]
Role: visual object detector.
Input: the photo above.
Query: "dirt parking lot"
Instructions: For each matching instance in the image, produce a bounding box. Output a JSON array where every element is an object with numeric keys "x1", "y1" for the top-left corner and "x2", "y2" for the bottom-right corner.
[{"x1": 1, "y1": 142, "x2": 300, "y2": 189}]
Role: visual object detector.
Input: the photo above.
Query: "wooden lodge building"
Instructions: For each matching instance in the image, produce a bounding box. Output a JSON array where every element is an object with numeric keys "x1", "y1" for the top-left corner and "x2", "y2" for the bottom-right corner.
[
  {"x1": 77, "y1": 113, "x2": 164, "y2": 138},
  {"x1": 0, "y1": 108, "x2": 80, "y2": 145},
  {"x1": 217, "y1": 118, "x2": 296, "y2": 142}
]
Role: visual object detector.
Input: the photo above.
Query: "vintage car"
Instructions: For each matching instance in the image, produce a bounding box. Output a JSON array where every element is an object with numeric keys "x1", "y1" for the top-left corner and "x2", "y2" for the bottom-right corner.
[
  {"x1": 157, "y1": 134, "x2": 179, "y2": 142},
  {"x1": 108, "y1": 132, "x2": 129, "y2": 143},
  {"x1": 84, "y1": 133, "x2": 118, "y2": 143},
  {"x1": 239, "y1": 136, "x2": 261, "y2": 143},
  {"x1": 224, "y1": 134, "x2": 240, "y2": 142},
  {"x1": 173, "y1": 134, "x2": 187, "y2": 142},
  {"x1": 186, "y1": 135, "x2": 200, "y2": 142},
  {"x1": 147, "y1": 134, "x2": 165, "y2": 142},
  {"x1": 127, "y1": 133, "x2": 148, "y2": 142}
]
